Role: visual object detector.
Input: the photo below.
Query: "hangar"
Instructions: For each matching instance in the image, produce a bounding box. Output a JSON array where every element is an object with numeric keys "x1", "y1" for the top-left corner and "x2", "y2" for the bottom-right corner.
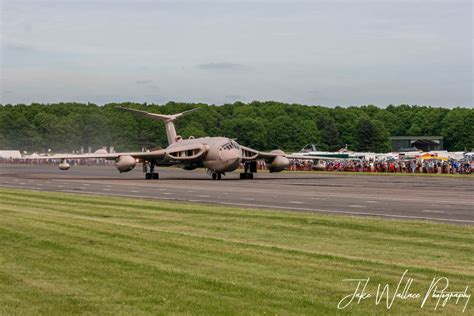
[{"x1": 390, "y1": 136, "x2": 443, "y2": 152}]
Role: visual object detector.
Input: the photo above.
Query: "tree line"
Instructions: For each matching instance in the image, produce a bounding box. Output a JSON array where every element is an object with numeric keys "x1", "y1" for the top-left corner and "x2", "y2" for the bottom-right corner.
[{"x1": 0, "y1": 102, "x2": 472, "y2": 153}]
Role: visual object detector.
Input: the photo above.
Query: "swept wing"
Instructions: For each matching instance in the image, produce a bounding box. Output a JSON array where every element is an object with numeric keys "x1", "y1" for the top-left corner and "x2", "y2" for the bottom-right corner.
[
  {"x1": 27, "y1": 143, "x2": 208, "y2": 163},
  {"x1": 239, "y1": 145, "x2": 340, "y2": 161}
]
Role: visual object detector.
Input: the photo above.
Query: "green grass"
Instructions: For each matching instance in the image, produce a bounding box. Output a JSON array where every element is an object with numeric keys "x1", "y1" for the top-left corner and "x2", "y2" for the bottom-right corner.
[{"x1": 0, "y1": 188, "x2": 472, "y2": 315}]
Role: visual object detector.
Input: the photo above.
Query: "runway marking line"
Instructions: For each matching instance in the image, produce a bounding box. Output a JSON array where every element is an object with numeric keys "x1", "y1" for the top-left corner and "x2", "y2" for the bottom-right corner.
[
  {"x1": 288, "y1": 201, "x2": 304, "y2": 204},
  {"x1": 272, "y1": 190, "x2": 474, "y2": 206},
  {"x1": 348, "y1": 205, "x2": 365, "y2": 208},
  {"x1": 1, "y1": 186, "x2": 473, "y2": 224}
]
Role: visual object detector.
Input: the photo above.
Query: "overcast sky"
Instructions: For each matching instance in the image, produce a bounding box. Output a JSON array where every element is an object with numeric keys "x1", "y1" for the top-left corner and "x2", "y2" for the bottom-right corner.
[{"x1": 1, "y1": 0, "x2": 472, "y2": 107}]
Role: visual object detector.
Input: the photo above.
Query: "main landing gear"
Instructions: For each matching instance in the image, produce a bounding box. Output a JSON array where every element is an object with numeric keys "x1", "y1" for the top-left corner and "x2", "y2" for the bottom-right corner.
[
  {"x1": 144, "y1": 161, "x2": 159, "y2": 180},
  {"x1": 145, "y1": 172, "x2": 159, "y2": 180},
  {"x1": 240, "y1": 161, "x2": 256, "y2": 180},
  {"x1": 239, "y1": 172, "x2": 253, "y2": 179}
]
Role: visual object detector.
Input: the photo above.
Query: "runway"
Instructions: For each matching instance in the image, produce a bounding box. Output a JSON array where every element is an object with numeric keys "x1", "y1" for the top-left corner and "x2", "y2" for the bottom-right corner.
[{"x1": 1, "y1": 164, "x2": 473, "y2": 225}]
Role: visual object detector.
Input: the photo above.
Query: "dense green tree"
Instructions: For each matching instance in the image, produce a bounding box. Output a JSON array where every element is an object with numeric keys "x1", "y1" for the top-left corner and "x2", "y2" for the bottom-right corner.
[
  {"x1": 355, "y1": 117, "x2": 391, "y2": 152},
  {"x1": 180, "y1": 122, "x2": 207, "y2": 139},
  {"x1": 441, "y1": 108, "x2": 474, "y2": 151},
  {"x1": 267, "y1": 116, "x2": 295, "y2": 150},
  {"x1": 292, "y1": 120, "x2": 321, "y2": 151},
  {"x1": 222, "y1": 118, "x2": 267, "y2": 149},
  {"x1": 333, "y1": 107, "x2": 361, "y2": 150},
  {"x1": 0, "y1": 102, "x2": 471, "y2": 153},
  {"x1": 317, "y1": 114, "x2": 341, "y2": 150}
]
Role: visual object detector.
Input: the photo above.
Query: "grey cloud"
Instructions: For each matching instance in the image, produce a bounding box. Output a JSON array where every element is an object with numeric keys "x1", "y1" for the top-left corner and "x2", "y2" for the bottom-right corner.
[
  {"x1": 24, "y1": 24, "x2": 33, "y2": 33},
  {"x1": 2, "y1": 0, "x2": 471, "y2": 107},
  {"x1": 225, "y1": 94, "x2": 244, "y2": 101},
  {"x1": 135, "y1": 80, "x2": 159, "y2": 90},
  {"x1": 197, "y1": 62, "x2": 244, "y2": 71},
  {"x1": 136, "y1": 79, "x2": 153, "y2": 84},
  {"x1": 5, "y1": 43, "x2": 35, "y2": 53},
  {"x1": 143, "y1": 94, "x2": 168, "y2": 104}
]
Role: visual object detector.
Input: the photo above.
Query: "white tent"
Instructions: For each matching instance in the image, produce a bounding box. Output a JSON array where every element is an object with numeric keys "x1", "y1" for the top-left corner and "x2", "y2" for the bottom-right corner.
[{"x1": 0, "y1": 150, "x2": 22, "y2": 159}]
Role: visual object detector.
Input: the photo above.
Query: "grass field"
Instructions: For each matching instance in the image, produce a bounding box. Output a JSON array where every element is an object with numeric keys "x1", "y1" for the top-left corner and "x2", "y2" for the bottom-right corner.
[{"x1": 0, "y1": 188, "x2": 472, "y2": 315}]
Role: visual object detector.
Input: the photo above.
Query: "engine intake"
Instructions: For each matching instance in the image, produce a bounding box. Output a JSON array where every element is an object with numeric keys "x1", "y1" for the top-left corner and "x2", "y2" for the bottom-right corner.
[
  {"x1": 58, "y1": 160, "x2": 70, "y2": 170},
  {"x1": 115, "y1": 155, "x2": 136, "y2": 173},
  {"x1": 267, "y1": 151, "x2": 289, "y2": 173}
]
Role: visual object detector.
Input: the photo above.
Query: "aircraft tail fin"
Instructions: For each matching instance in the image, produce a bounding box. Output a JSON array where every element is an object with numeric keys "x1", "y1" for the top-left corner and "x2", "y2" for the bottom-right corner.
[{"x1": 117, "y1": 106, "x2": 200, "y2": 145}]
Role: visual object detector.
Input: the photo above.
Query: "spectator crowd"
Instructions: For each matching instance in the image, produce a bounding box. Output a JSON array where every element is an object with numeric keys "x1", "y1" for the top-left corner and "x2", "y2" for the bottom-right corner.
[{"x1": 288, "y1": 158, "x2": 472, "y2": 174}]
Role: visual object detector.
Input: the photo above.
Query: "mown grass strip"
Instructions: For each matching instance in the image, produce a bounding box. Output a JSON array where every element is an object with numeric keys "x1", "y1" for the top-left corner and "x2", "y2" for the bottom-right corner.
[{"x1": 0, "y1": 187, "x2": 472, "y2": 315}]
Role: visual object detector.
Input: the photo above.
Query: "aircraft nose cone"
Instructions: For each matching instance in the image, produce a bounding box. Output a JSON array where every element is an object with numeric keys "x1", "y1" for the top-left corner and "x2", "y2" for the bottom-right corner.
[
  {"x1": 219, "y1": 148, "x2": 241, "y2": 172},
  {"x1": 221, "y1": 148, "x2": 240, "y2": 162}
]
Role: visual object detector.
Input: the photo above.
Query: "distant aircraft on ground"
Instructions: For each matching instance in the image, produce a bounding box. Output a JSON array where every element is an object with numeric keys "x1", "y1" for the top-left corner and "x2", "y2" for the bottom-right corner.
[
  {"x1": 293, "y1": 144, "x2": 352, "y2": 159},
  {"x1": 31, "y1": 107, "x2": 335, "y2": 180}
]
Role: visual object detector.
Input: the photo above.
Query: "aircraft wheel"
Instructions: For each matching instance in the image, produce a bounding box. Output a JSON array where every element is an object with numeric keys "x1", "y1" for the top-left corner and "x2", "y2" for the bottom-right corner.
[
  {"x1": 240, "y1": 172, "x2": 253, "y2": 179},
  {"x1": 212, "y1": 172, "x2": 217, "y2": 180},
  {"x1": 145, "y1": 173, "x2": 152, "y2": 180},
  {"x1": 152, "y1": 172, "x2": 159, "y2": 180},
  {"x1": 217, "y1": 173, "x2": 222, "y2": 180}
]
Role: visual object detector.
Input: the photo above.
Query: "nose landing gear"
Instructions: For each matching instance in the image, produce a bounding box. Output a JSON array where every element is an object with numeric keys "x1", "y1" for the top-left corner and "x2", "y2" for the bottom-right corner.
[{"x1": 208, "y1": 170, "x2": 223, "y2": 180}]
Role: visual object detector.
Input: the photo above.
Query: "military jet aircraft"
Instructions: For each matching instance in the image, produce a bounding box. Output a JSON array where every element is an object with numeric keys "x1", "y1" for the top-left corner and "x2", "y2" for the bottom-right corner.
[{"x1": 34, "y1": 106, "x2": 334, "y2": 180}]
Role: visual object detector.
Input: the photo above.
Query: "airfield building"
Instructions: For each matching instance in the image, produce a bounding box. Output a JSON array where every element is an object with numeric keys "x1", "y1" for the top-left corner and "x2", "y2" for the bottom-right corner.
[{"x1": 390, "y1": 136, "x2": 443, "y2": 152}]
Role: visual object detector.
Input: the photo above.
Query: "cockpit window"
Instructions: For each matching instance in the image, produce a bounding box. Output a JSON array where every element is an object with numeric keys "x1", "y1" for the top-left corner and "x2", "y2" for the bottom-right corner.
[{"x1": 221, "y1": 141, "x2": 240, "y2": 150}]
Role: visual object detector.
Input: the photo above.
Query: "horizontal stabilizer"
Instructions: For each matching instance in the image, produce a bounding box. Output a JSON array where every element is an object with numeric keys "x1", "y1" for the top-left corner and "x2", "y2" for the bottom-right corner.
[
  {"x1": 116, "y1": 106, "x2": 200, "y2": 122},
  {"x1": 116, "y1": 106, "x2": 200, "y2": 145}
]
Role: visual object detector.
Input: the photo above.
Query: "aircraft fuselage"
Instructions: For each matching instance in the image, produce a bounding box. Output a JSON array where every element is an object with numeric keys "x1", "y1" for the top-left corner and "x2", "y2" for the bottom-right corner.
[{"x1": 167, "y1": 136, "x2": 241, "y2": 173}]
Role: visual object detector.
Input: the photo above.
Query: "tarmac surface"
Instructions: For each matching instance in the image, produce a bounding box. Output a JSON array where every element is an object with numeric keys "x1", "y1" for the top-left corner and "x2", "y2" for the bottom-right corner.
[{"x1": 1, "y1": 164, "x2": 473, "y2": 225}]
